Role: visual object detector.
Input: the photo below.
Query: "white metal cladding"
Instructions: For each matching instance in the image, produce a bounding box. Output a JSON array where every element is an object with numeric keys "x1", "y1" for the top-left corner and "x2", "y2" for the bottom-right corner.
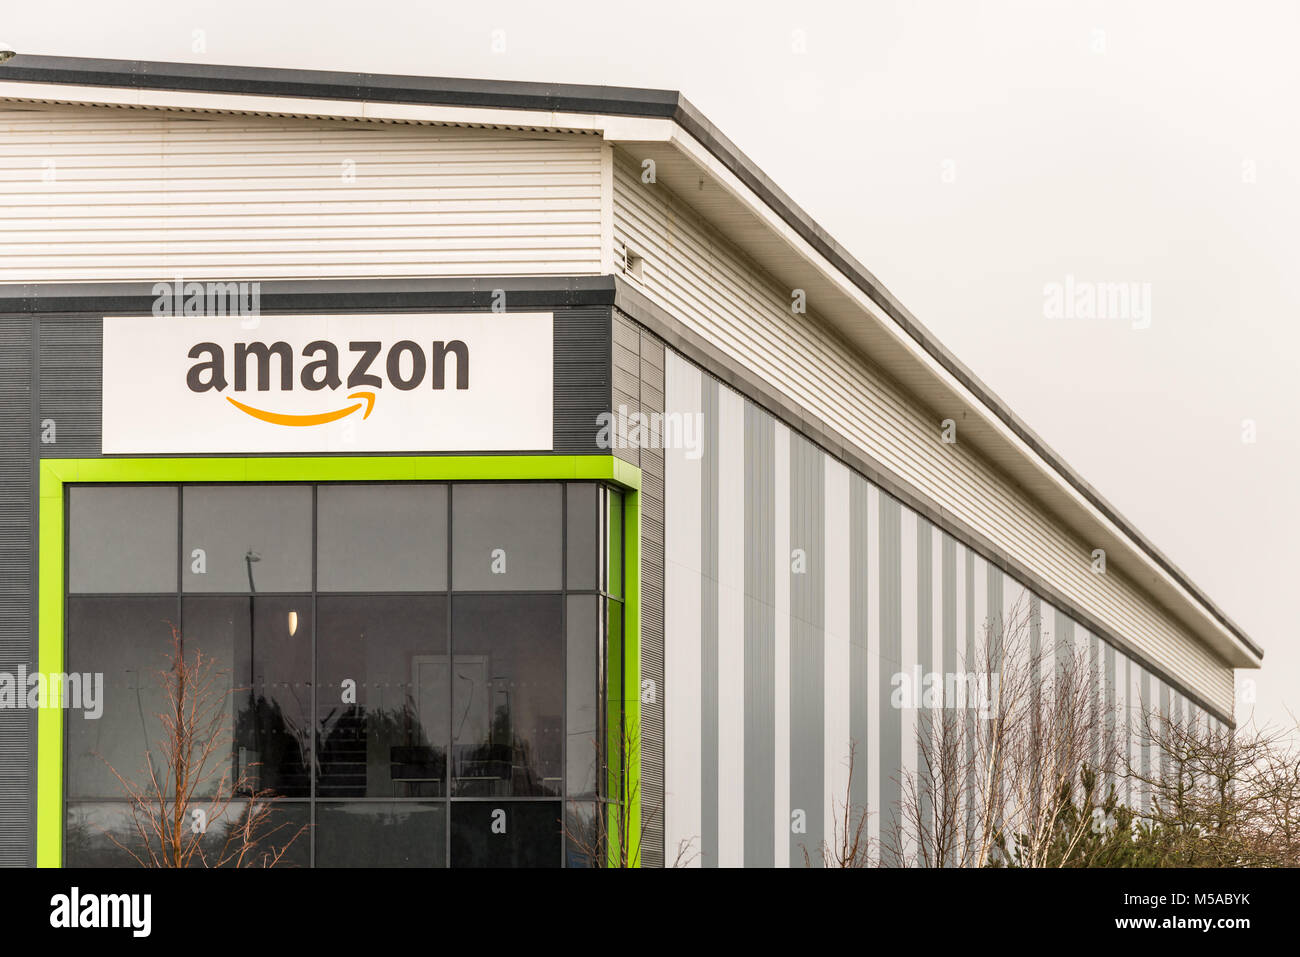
[
  {"x1": 662, "y1": 349, "x2": 1225, "y2": 866},
  {"x1": 615, "y1": 153, "x2": 1235, "y2": 716},
  {"x1": 0, "y1": 102, "x2": 604, "y2": 282}
]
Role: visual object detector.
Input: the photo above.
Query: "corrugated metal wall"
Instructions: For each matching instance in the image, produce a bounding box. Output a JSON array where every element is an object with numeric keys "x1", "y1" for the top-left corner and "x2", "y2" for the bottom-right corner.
[
  {"x1": 662, "y1": 349, "x2": 1226, "y2": 867},
  {"x1": 0, "y1": 103, "x2": 604, "y2": 282},
  {"x1": 610, "y1": 312, "x2": 666, "y2": 867},
  {"x1": 0, "y1": 316, "x2": 34, "y2": 866},
  {"x1": 613, "y1": 153, "x2": 1234, "y2": 716}
]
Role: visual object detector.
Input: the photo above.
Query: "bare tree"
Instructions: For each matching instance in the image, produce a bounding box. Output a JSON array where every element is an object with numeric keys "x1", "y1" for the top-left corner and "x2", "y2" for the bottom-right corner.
[
  {"x1": 802, "y1": 740, "x2": 874, "y2": 867},
  {"x1": 563, "y1": 717, "x2": 698, "y2": 868},
  {"x1": 97, "y1": 623, "x2": 308, "y2": 867},
  {"x1": 891, "y1": 596, "x2": 1120, "y2": 867}
]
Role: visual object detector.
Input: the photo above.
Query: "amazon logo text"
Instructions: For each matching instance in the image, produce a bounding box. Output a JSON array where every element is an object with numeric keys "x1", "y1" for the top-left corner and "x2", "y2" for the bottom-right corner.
[{"x1": 186, "y1": 339, "x2": 470, "y2": 427}]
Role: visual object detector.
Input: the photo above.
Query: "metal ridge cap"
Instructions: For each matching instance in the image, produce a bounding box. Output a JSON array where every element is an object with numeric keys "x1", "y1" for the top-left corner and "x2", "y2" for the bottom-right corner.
[{"x1": 0, "y1": 53, "x2": 683, "y2": 117}]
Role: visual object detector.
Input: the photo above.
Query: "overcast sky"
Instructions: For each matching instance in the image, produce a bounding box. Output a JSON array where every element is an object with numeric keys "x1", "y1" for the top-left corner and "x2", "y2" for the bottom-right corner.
[{"x1": 6, "y1": 0, "x2": 1296, "y2": 736}]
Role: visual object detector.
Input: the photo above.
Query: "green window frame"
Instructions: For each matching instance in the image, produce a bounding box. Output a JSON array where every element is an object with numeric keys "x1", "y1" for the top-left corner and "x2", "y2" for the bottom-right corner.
[{"x1": 37, "y1": 455, "x2": 641, "y2": 868}]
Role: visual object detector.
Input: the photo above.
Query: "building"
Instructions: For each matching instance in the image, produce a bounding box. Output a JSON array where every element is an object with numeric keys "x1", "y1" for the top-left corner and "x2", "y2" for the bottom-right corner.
[{"x1": 0, "y1": 54, "x2": 1262, "y2": 868}]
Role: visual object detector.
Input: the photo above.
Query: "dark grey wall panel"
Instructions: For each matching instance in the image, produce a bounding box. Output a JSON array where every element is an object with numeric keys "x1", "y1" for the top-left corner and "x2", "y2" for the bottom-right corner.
[
  {"x1": 37, "y1": 317, "x2": 101, "y2": 458},
  {"x1": 553, "y1": 307, "x2": 612, "y2": 453},
  {"x1": 0, "y1": 316, "x2": 34, "y2": 867}
]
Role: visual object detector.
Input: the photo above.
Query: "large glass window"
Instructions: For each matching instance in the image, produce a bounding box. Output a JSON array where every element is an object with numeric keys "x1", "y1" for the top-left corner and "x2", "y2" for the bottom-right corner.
[
  {"x1": 316, "y1": 595, "x2": 448, "y2": 798},
  {"x1": 63, "y1": 480, "x2": 621, "y2": 868},
  {"x1": 450, "y1": 594, "x2": 563, "y2": 797}
]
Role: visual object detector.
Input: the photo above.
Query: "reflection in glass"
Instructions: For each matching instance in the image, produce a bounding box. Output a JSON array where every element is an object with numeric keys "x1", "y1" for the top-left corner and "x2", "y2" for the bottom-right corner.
[
  {"x1": 564, "y1": 802, "x2": 602, "y2": 868},
  {"x1": 451, "y1": 595, "x2": 563, "y2": 797},
  {"x1": 316, "y1": 596, "x2": 449, "y2": 797},
  {"x1": 566, "y1": 484, "x2": 599, "y2": 590},
  {"x1": 566, "y1": 595, "x2": 599, "y2": 798},
  {"x1": 183, "y1": 597, "x2": 313, "y2": 798},
  {"x1": 182, "y1": 485, "x2": 312, "y2": 592},
  {"x1": 450, "y1": 801, "x2": 562, "y2": 868},
  {"x1": 65, "y1": 598, "x2": 186, "y2": 800},
  {"x1": 315, "y1": 802, "x2": 446, "y2": 867},
  {"x1": 66, "y1": 800, "x2": 310, "y2": 868}
]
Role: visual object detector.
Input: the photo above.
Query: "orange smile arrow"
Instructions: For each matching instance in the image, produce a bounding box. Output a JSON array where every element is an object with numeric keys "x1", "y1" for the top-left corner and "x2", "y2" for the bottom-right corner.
[{"x1": 226, "y1": 391, "x2": 376, "y2": 427}]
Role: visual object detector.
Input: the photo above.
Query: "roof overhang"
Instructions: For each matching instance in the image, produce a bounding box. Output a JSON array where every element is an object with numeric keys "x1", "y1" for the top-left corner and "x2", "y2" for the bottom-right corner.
[{"x1": 0, "y1": 54, "x2": 1263, "y2": 668}]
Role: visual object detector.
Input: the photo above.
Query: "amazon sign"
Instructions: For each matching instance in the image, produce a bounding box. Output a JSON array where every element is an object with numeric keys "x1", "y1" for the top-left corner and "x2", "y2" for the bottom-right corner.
[{"x1": 102, "y1": 313, "x2": 553, "y2": 453}]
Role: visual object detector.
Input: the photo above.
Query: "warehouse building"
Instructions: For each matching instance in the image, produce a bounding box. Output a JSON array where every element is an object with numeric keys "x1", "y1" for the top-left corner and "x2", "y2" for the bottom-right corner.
[{"x1": 0, "y1": 55, "x2": 1262, "y2": 867}]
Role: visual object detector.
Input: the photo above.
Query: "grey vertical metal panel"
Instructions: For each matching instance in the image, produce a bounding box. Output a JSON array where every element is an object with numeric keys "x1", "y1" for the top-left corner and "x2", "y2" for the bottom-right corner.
[
  {"x1": 788, "y1": 434, "x2": 824, "y2": 865},
  {"x1": 1104, "y1": 641, "x2": 1116, "y2": 783},
  {"x1": 877, "y1": 493, "x2": 901, "y2": 865},
  {"x1": 964, "y1": 547, "x2": 976, "y2": 843},
  {"x1": 1089, "y1": 633, "x2": 1102, "y2": 769},
  {"x1": 1055, "y1": 609, "x2": 1075, "y2": 678},
  {"x1": 36, "y1": 317, "x2": 101, "y2": 458},
  {"x1": 943, "y1": 539, "x2": 958, "y2": 689},
  {"x1": 849, "y1": 475, "x2": 870, "y2": 816},
  {"x1": 699, "y1": 374, "x2": 719, "y2": 867},
  {"x1": 1159, "y1": 682, "x2": 1171, "y2": 786},
  {"x1": 743, "y1": 404, "x2": 775, "y2": 866},
  {"x1": 986, "y1": 564, "x2": 1003, "y2": 672},
  {"x1": 1140, "y1": 669, "x2": 1152, "y2": 812},
  {"x1": 916, "y1": 516, "x2": 933, "y2": 847},
  {"x1": 0, "y1": 316, "x2": 34, "y2": 867}
]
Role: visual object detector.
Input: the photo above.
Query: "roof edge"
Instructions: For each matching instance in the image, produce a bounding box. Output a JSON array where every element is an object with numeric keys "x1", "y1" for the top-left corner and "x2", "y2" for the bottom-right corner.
[{"x1": 0, "y1": 53, "x2": 1262, "y2": 660}]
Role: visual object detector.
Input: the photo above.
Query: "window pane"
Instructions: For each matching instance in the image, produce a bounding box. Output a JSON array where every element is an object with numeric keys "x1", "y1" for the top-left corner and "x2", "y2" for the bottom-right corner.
[
  {"x1": 450, "y1": 801, "x2": 561, "y2": 868},
  {"x1": 66, "y1": 803, "x2": 138, "y2": 867},
  {"x1": 317, "y1": 484, "x2": 447, "y2": 592},
  {"x1": 566, "y1": 484, "x2": 598, "y2": 590},
  {"x1": 566, "y1": 595, "x2": 599, "y2": 799},
  {"x1": 451, "y1": 483, "x2": 561, "y2": 591},
  {"x1": 316, "y1": 596, "x2": 448, "y2": 798},
  {"x1": 451, "y1": 594, "x2": 563, "y2": 796},
  {"x1": 66, "y1": 800, "x2": 309, "y2": 868},
  {"x1": 605, "y1": 598, "x2": 624, "y2": 803},
  {"x1": 66, "y1": 597, "x2": 182, "y2": 800},
  {"x1": 184, "y1": 597, "x2": 313, "y2": 798},
  {"x1": 315, "y1": 802, "x2": 446, "y2": 867},
  {"x1": 605, "y1": 488, "x2": 624, "y2": 600},
  {"x1": 183, "y1": 486, "x2": 311, "y2": 592},
  {"x1": 564, "y1": 802, "x2": 602, "y2": 868},
  {"x1": 69, "y1": 486, "x2": 177, "y2": 593}
]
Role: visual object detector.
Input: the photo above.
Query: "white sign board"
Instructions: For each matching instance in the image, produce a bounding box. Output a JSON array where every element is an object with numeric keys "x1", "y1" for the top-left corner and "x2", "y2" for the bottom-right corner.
[{"x1": 102, "y1": 313, "x2": 554, "y2": 454}]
